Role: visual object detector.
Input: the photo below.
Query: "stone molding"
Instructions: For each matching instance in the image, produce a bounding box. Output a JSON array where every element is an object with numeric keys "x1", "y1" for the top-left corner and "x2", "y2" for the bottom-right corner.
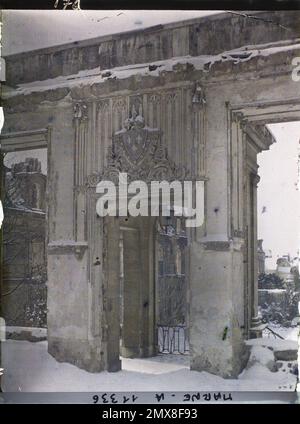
[
  {"x1": 0, "y1": 128, "x2": 49, "y2": 153},
  {"x1": 202, "y1": 241, "x2": 231, "y2": 251},
  {"x1": 47, "y1": 241, "x2": 88, "y2": 259}
]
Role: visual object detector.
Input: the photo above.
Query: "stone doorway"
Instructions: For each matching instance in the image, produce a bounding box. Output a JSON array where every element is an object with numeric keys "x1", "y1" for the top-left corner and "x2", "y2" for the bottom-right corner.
[
  {"x1": 118, "y1": 215, "x2": 156, "y2": 361},
  {"x1": 115, "y1": 212, "x2": 190, "y2": 368}
]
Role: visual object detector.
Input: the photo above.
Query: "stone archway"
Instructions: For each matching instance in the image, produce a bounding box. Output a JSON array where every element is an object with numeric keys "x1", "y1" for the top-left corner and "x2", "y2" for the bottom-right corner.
[{"x1": 85, "y1": 106, "x2": 192, "y2": 371}]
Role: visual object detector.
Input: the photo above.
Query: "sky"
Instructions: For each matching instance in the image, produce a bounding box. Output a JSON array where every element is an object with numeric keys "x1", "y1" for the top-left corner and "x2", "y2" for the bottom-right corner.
[
  {"x1": 258, "y1": 122, "x2": 300, "y2": 270},
  {"x1": 1, "y1": 10, "x2": 299, "y2": 271},
  {"x1": 1, "y1": 10, "x2": 221, "y2": 56}
]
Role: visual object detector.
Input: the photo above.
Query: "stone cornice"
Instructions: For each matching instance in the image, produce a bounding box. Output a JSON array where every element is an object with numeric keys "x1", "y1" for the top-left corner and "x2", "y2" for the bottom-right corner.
[
  {"x1": 47, "y1": 241, "x2": 88, "y2": 259},
  {"x1": 3, "y1": 41, "x2": 300, "y2": 109},
  {"x1": 244, "y1": 123, "x2": 276, "y2": 153},
  {"x1": 5, "y1": 11, "x2": 299, "y2": 85},
  {"x1": 0, "y1": 128, "x2": 50, "y2": 152}
]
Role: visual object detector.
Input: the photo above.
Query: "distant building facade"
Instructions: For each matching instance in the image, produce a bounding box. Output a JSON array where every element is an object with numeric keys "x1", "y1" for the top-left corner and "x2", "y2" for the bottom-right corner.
[{"x1": 2, "y1": 158, "x2": 47, "y2": 328}]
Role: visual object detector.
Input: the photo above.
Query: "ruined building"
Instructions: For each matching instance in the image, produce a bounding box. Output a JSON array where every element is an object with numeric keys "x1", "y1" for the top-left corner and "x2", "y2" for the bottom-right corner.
[
  {"x1": 2, "y1": 158, "x2": 47, "y2": 328},
  {"x1": 1, "y1": 11, "x2": 300, "y2": 377}
]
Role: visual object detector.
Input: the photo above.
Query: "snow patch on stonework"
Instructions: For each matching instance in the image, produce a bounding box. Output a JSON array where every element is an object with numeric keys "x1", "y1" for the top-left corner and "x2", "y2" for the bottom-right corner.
[
  {"x1": 246, "y1": 337, "x2": 298, "y2": 352},
  {"x1": 6, "y1": 326, "x2": 47, "y2": 337},
  {"x1": 246, "y1": 346, "x2": 276, "y2": 371},
  {"x1": 5, "y1": 326, "x2": 47, "y2": 342},
  {"x1": 264, "y1": 325, "x2": 298, "y2": 341},
  {"x1": 4, "y1": 40, "x2": 300, "y2": 98}
]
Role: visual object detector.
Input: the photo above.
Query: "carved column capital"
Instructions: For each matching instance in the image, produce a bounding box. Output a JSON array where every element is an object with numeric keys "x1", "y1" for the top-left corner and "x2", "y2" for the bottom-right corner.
[
  {"x1": 232, "y1": 110, "x2": 245, "y2": 124},
  {"x1": 96, "y1": 99, "x2": 110, "y2": 113},
  {"x1": 252, "y1": 173, "x2": 261, "y2": 187},
  {"x1": 73, "y1": 101, "x2": 88, "y2": 122}
]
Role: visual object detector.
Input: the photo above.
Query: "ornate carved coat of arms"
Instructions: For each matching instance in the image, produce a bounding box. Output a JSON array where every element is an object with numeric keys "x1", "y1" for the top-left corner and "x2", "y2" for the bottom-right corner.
[{"x1": 86, "y1": 105, "x2": 188, "y2": 188}]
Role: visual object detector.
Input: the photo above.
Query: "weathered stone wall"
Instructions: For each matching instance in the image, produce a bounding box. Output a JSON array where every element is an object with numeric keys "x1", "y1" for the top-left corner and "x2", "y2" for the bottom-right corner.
[{"x1": 4, "y1": 11, "x2": 300, "y2": 85}]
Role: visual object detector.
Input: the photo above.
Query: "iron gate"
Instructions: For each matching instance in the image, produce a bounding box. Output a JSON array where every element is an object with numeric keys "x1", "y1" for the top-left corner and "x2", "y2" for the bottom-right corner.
[{"x1": 156, "y1": 216, "x2": 189, "y2": 354}]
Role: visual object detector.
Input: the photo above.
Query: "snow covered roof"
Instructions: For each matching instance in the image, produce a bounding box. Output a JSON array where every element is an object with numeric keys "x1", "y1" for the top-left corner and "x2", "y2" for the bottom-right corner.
[{"x1": 4, "y1": 39, "x2": 300, "y2": 98}]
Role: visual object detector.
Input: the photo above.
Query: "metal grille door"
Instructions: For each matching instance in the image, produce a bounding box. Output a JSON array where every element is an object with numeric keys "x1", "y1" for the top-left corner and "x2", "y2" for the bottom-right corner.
[{"x1": 156, "y1": 216, "x2": 189, "y2": 354}]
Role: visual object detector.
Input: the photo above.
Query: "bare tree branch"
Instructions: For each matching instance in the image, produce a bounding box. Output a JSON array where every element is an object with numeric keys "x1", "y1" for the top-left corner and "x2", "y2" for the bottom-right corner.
[{"x1": 226, "y1": 11, "x2": 290, "y2": 32}]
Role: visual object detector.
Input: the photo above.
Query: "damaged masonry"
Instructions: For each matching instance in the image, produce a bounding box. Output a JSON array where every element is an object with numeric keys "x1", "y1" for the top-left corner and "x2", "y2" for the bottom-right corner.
[{"x1": 0, "y1": 11, "x2": 300, "y2": 382}]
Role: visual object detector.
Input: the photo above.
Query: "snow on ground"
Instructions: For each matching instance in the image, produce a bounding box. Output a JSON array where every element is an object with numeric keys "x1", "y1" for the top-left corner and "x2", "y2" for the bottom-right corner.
[
  {"x1": 247, "y1": 336, "x2": 298, "y2": 351},
  {"x1": 263, "y1": 325, "x2": 299, "y2": 342},
  {"x1": 6, "y1": 326, "x2": 47, "y2": 338},
  {"x1": 1, "y1": 339, "x2": 297, "y2": 392}
]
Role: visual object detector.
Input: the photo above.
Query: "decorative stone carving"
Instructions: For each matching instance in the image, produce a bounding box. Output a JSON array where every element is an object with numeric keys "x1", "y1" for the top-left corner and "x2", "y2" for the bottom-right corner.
[
  {"x1": 166, "y1": 92, "x2": 178, "y2": 103},
  {"x1": 112, "y1": 98, "x2": 126, "y2": 111},
  {"x1": 253, "y1": 124, "x2": 276, "y2": 147},
  {"x1": 97, "y1": 99, "x2": 110, "y2": 112},
  {"x1": 123, "y1": 104, "x2": 144, "y2": 132},
  {"x1": 73, "y1": 102, "x2": 88, "y2": 121},
  {"x1": 251, "y1": 173, "x2": 261, "y2": 187},
  {"x1": 192, "y1": 83, "x2": 206, "y2": 106},
  {"x1": 148, "y1": 94, "x2": 161, "y2": 104},
  {"x1": 129, "y1": 95, "x2": 143, "y2": 115},
  {"x1": 86, "y1": 173, "x2": 102, "y2": 187},
  {"x1": 86, "y1": 106, "x2": 188, "y2": 188},
  {"x1": 231, "y1": 110, "x2": 248, "y2": 128}
]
